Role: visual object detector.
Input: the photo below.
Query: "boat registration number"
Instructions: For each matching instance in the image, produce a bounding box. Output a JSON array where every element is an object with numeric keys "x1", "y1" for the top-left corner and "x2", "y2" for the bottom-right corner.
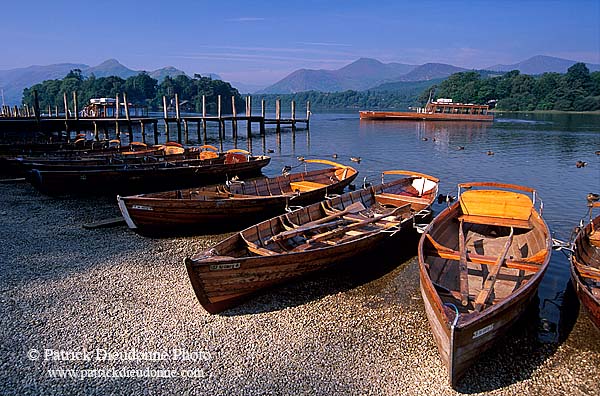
[
  {"x1": 473, "y1": 324, "x2": 494, "y2": 339},
  {"x1": 132, "y1": 205, "x2": 153, "y2": 211},
  {"x1": 210, "y1": 263, "x2": 241, "y2": 271}
]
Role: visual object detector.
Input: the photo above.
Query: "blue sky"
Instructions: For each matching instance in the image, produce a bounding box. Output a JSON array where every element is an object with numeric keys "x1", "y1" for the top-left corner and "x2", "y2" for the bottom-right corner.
[{"x1": 2, "y1": 0, "x2": 599, "y2": 87}]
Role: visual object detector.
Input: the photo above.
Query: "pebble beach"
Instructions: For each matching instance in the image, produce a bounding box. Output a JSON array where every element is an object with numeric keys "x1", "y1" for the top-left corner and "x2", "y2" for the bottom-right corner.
[{"x1": 1, "y1": 182, "x2": 599, "y2": 395}]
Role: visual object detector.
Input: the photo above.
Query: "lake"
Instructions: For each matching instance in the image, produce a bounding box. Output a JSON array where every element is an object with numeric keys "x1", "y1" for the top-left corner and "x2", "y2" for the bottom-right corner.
[{"x1": 186, "y1": 110, "x2": 600, "y2": 342}]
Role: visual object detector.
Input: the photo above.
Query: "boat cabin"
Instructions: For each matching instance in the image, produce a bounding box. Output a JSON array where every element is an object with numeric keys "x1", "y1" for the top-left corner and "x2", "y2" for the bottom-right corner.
[{"x1": 424, "y1": 99, "x2": 489, "y2": 115}]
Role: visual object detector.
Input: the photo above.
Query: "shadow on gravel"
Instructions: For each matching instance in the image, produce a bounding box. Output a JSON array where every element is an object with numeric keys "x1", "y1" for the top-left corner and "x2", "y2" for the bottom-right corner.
[
  {"x1": 220, "y1": 231, "x2": 422, "y2": 317},
  {"x1": 455, "y1": 278, "x2": 581, "y2": 393}
]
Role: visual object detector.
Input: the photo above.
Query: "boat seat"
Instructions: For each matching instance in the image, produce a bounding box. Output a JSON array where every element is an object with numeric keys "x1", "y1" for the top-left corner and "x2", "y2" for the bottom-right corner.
[
  {"x1": 376, "y1": 192, "x2": 430, "y2": 207},
  {"x1": 289, "y1": 180, "x2": 328, "y2": 192},
  {"x1": 459, "y1": 190, "x2": 533, "y2": 229}
]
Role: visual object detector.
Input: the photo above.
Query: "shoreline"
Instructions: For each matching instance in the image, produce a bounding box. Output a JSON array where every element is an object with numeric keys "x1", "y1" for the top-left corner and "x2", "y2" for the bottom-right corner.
[{"x1": 1, "y1": 182, "x2": 599, "y2": 395}]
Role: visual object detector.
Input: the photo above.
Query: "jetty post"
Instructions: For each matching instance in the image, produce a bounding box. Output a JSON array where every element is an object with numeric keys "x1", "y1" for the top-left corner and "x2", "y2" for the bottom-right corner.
[
  {"x1": 260, "y1": 99, "x2": 266, "y2": 135},
  {"x1": 202, "y1": 95, "x2": 207, "y2": 137},
  {"x1": 162, "y1": 96, "x2": 170, "y2": 142},
  {"x1": 246, "y1": 96, "x2": 252, "y2": 138},
  {"x1": 306, "y1": 101, "x2": 311, "y2": 129},
  {"x1": 63, "y1": 92, "x2": 69, "y2": 141},
  {"x1": 217, "y1": 95, "x2": 223, "y2": 138},
  {"x1": 291, "y1": 100, "x2": 296, "y2": 130},
  {"x1": 123, "y1": 92, "x2": 133, "y2": 143},
  {"x1": 115, "y1": 93, "x2": 121, "y2": 142},
  {"x1": 231, "y1": 96, "x2": 237, "y2": 138},
  {"x1": 275, "y1": 98, "x2": 281, "y2": 133},
  {"x1": 175, "y1": 93, "x2": 182, "y2": 144}
]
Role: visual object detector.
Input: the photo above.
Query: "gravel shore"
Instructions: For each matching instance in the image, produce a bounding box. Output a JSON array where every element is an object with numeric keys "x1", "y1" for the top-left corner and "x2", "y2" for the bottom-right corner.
[{"x1": 0, "y1": 182, "x2": 598, "y2": 395}]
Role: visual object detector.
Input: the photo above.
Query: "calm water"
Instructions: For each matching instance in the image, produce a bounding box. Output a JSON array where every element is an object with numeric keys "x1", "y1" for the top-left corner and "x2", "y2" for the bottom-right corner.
[{"x1": 149, "y1": 111, "x2": 600, "y2": 341}]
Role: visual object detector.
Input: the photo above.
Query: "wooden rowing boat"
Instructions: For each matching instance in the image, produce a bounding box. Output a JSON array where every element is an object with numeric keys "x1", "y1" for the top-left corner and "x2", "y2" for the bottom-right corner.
[
  {"x1": 185, "y1": 170, "x2": 439, "y2": 313},
  {"x1": 417, "y1": 182, "x2": 551, "y2": 387},
  {"x1": 27, "y1": 149, "x2": 271, "y2": 196},
  {"x1": 570, "y1": 200, "x2": 600, "y2": 331},
  {"x1": 117, "y1": 159, "x2": 359, "y2": 235}
]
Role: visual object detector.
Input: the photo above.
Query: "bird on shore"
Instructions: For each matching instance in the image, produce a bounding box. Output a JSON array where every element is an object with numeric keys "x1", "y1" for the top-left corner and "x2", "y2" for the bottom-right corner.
[
  {"x1": 350, "y1": 156, "x2": 362, "y2": 163},
  {"x1": 457, "y1": 146, "x2": 465, "y2": 151},
  {"x1": 487, "y1": 150, "x2": 494, "y2": 156},
  {"x1": 332, "y1": 153, "x2": 338, "y2": 159},
  {"x1": 576, "y1": 160, "x2": 588, "y2": 168}
]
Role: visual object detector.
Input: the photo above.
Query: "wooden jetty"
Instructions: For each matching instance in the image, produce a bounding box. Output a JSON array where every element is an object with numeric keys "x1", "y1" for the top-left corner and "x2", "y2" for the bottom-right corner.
[{"x1": 0, "y1": 91, "x2": 310, "y2": 146}]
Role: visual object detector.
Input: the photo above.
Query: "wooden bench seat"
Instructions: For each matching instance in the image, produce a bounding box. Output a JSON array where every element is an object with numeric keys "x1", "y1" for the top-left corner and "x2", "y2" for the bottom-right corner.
[
  {"x1": 459, "y1": 189, "x2": 534, "y2": 229},
  {"x1": 376, "y1": 192, "x2": 431, "y2": 207},
  {"x1": 289, "y1": 180, "x2": 328, "y2": 192},
  {"x1": 458, "y1": 214, "x2": 533, "y2": 229}
]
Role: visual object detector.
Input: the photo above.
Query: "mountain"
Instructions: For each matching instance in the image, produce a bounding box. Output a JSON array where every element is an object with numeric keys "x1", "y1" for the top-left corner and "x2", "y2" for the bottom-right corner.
[
  {"x1": 488, "y1": 55, "x2": 600, "y2": 74},
  {"x1": 0, "y1": 60, "x2": 188, "y2": 105},
  {"x1": 230, "y1": 81, "x2": 266, "y2": 94},
  {"x1": 370, "y1": 78, "x2": 446, "y2": 92},
  {"x1": 149, "y1": 66, "x2": 187, "y2": 81},
  {"x1": 259, "y1": 58, "x2": 418, "y2": 93},
  {"x1": 0, "y1": 63, "x2": 87, "y2": 105},
  {"x1": 396, "y1": 63, "x2": 468, "y2": 82},
  {"x1": 84, "y1": 58, "x2": 138, "y2": 78}
]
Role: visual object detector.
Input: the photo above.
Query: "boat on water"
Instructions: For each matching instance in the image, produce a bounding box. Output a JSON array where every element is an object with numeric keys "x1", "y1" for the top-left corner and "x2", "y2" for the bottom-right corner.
[
  {"x1": 359, "y1": 99, "x2": 493, "y2": 122},
  {"x1": 570, "y1": 197, "x2": 600, "y2": 331},
  {"x1": 117, "y1": 159, "x2": 359, "y2": 235},
  {"x1": 185, "y1": 170, "x2": 439, "y2": 314},
  {"x1": 418, "y1": 182, "x2": 551, "y2": 387},
  {"x1": 27, "y1": 149, "x2": 271, "y2": 196}
]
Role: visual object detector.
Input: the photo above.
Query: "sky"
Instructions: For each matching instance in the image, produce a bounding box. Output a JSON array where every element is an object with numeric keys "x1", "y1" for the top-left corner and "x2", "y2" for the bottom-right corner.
[{"x1": 2, "y1": 0, "x2": 599, "y2": 88}]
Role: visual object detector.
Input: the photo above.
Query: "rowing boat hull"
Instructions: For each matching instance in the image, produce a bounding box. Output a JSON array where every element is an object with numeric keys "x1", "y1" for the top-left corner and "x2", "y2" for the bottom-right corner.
[
  {"x1": 418, "y1": 183, "x2": 551, "y2": 387},
  {"x1": 28, "y1": 156, "x2": 271, "y2": 195},
  {"x1": 359, "y1": 111, "x2": 493, "y2": 122},
  {"x1": 570, "y1": 214, "x2": 600, "y2": 331},
  {"x1": 117, "y1": 167, "x2": 358, "y2": 235},
  {"x1": 187, "y1": 173, "x2": 438, "y2": 313}
]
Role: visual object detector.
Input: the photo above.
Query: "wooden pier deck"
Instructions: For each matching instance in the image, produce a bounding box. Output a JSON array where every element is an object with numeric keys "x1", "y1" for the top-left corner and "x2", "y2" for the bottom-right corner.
[{"x1": 0, "y1": 93, "x2": 310, "y2": 145}]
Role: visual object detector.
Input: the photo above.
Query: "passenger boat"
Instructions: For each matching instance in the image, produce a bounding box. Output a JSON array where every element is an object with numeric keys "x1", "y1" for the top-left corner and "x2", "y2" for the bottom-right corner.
[
  {"x1": 185, "y1": 170, "x2": 439, "y2": 313},
  {"x1": 117, "y1": 159, "x2": 359, "y2": 235},
  {"x1": 418, "y1": 182, "x2": 551, "y2": 387},
  {"x1": 570, "y1": 198, "x2": 600, "y2": 331},
  {"x1": 28, "y1": 149, "x2": 271, "y2": 196},
  {"x1": 359, "y1": 99, "x2": 493, "y2": 122}
]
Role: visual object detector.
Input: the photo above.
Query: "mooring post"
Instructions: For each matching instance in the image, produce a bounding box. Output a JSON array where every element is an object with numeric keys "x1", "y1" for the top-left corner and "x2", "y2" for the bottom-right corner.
[
  {"x1": 140, "y1": 121, "x2": 146, "y2": 144},
  {"x1": 275, "y1": 98, "x2": 281, "y2": 133},
  {"x1": 115, "y1": 93, "x2": 121, "y2": 142},
  {"x1": 93, "y1": 121, "x2": 99, "y2": 141},
  {"x1": 175, "y1": 93, "x2": 182, "y2": 144},
  {"x1": 184, "y1": 119, "x2": 189, "y2": 144},
  {"x1": 260, "y1": 99, "x2": 266, "y2": 135},
  {"x1": 162, "y1": 95, "x2": 170, "y2": 142},
  {"x1": 217, "y1": 94, "x2": 223, "y2": 137},
  {"x1": 291, "y1": 100, "x2": 296, "y2": 130},
  {"x1": 231, "y1": 96, "x2": 237, "y2": 138},
  {"x1": 202, "y1": 95, "x2": 207, "y2": 135},
  {"x1": 197, "y1": 120, "x2": 201, "y2": 144},
  {"x1": 73, "y1": 91, "x2": 79, "y2": 120},
  {"x1": 246, "y1": 96, "x2": 252, "y2": 138},
  {"x1": 306, "y1": 101, "x2": 311, "y2": 129},
  {"x1": 123, "y1": 92, "x2": 133, "y2": 143},
  {"x1": 54, "y1": 106, "x2": 58, "y2": 118},
  {"x1": 63, "y1": 92, "x2": 70, "y2": 142}
]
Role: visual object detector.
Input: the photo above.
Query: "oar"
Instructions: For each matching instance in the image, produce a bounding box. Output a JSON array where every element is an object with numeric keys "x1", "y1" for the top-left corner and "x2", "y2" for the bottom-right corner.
[{"x1": 267, "y1": 201, "x2": 366, "y2": 243}]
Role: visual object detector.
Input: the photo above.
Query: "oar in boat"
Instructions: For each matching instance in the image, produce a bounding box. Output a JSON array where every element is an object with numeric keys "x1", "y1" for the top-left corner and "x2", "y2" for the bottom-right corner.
[{"x1": 266, "y1": 201, "x2": 366, "y2": 243}]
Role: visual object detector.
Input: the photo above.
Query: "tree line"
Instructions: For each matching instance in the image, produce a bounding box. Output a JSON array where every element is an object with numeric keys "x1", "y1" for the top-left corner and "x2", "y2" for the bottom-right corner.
[
  {"x1": 22, "y1": 70, "x2": 244, "y2": 114},
  {"x1": 420, "y1": 63, "x2": 600, "y2": 111}
]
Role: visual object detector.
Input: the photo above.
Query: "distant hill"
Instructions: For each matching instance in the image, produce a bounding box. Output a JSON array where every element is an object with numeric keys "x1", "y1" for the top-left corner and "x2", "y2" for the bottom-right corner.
[
  {"x1": 259, "y1": 58, "x2": 417, "y2": 93},
  {"x1": 396, "y1": 63, "x2": 468, "y2": 81},
  {"x1": 84, "y1": 58, "x2": 138, "y2": 78},
  {"x1": 370, "y1": 78, "x2": 446, "y2": 92},
  {"x1": 0, "y1": 59, "x2": 189, "y2": 104},
  {"x1": 488, "y1": 55, "x2": 600, "y2": 74}
]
